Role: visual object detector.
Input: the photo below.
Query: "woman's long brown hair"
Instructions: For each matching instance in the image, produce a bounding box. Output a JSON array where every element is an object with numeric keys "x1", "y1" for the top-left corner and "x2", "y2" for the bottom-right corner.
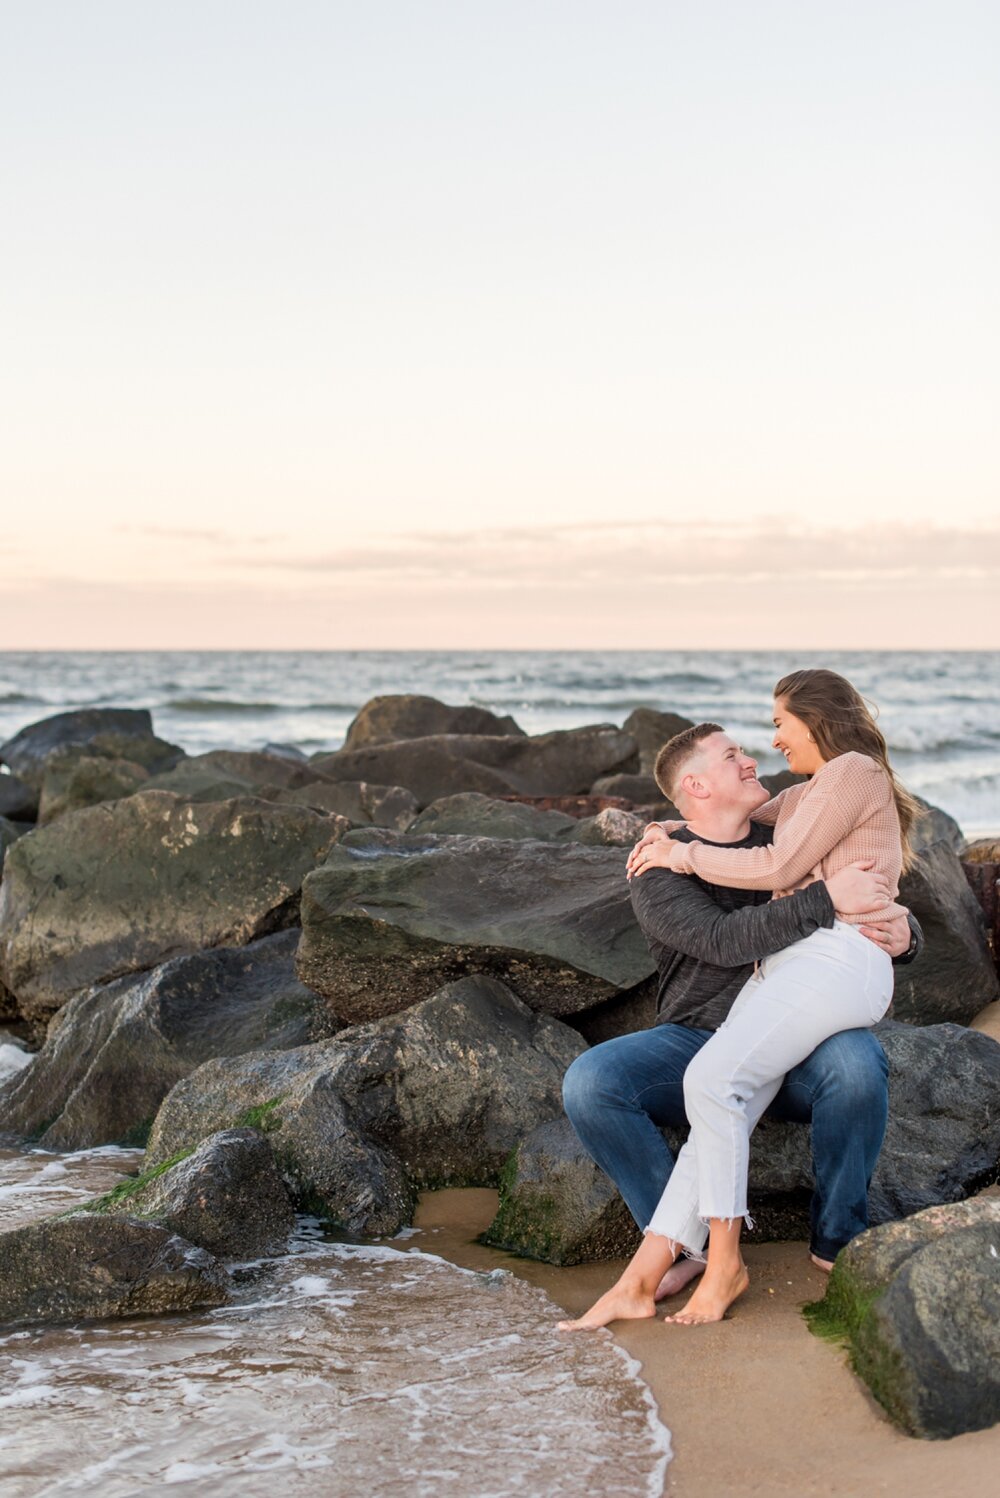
[{"x1": 773, "y1": 668, "x2": 922, "y2": 871}]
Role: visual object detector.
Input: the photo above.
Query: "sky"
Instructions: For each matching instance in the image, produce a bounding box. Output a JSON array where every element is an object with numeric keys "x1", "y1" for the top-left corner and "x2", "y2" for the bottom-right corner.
[{"x1": 1, "y1": 1, "x2": 997, "y2": 648}]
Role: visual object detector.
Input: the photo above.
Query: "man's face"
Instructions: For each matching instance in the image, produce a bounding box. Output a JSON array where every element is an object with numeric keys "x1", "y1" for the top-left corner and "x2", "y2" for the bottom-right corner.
[{"x1": 681, "y1": 731, "x2": 768, "y2": 813}]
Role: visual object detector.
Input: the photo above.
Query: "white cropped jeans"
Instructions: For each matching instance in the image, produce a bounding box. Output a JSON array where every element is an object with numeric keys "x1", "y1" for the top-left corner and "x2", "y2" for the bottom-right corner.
[{"x1": 645, "y1": 921, "x2": 894, "y2": 1254}]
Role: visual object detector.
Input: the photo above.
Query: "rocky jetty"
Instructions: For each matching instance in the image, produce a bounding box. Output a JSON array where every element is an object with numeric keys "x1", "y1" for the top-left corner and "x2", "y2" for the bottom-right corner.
[
  {"x1": 0, "y1": 931, "x2": 332, "y2": 1148},
  {"x1": 0, "y1": 792, "x2": 344, "y2": 1021},
  {"x1": 145, "y1": 976, "x2": 584, "y2": 1237},
  {"x1": 809, "y1": 1194, "x2": 1000, "y2": 1438},
  {"x1": 295, "y1": 829, "x2": 654, "y2": 1023},
  {"x1": 0, "y1": 690, "x2": 997, "y2": 1359}
]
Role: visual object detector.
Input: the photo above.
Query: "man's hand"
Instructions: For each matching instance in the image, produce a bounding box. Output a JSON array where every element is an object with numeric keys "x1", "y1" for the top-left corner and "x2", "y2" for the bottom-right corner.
[
  {"x1": 625, "y1": 821, "x2": 685, "y2": 878},
  {"x1": 825, "y1": 860, "x2": 891, "y2": 914},
  {"x1": 859, "y1": 913, "x2": 911, "y2": 957}
]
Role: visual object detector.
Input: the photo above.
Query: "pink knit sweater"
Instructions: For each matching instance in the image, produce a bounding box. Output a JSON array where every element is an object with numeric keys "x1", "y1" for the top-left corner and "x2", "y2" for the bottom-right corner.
[{"x1": 673, "y1": 751, "x2": 906, "y2": 924}]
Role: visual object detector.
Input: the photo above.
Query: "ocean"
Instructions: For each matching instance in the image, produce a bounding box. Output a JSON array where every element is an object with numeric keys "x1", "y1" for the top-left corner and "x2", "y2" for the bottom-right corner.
[{"x1": 1, "y1": 649, "x2": 997, "y2": 836}]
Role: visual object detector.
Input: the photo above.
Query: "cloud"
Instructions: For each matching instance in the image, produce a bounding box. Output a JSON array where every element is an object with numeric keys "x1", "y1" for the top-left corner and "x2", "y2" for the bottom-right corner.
[{"x1": 227, "y1": 518, "x2": 1000, "y2": 588}]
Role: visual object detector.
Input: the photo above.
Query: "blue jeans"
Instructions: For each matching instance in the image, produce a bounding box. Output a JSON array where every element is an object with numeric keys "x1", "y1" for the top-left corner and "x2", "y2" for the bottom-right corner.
[{"x1": 562, "y1": 1022, "x2": 889, "y2": 1263}]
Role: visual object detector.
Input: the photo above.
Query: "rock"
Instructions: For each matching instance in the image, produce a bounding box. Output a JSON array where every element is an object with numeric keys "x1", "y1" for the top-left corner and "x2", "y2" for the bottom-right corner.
[
  {"x1": 342, "y1": 693, "x2": 524, "y2": 751},
  {"x1": 0, "y1": 1214, "x2": 228, "y2": 1327},
  {"x1": 0, "y1": 932, "x2": 332, "y2": 1149},
  {"x1": 408, "y1": 792, "x2": 577, "y2": 841},
  {"x1": 621, "y1": 708, "x2": 695, "y2": 774},
  {"x1": 568, "y1": 982, "x2": 657, "y2": 1045},
  {"x1": 274, "y1": 779, "x2": 418, "y2": 831},
  {"x1": 0, "y1": 773, "x2": 37, "y2": 821},
  {"x1": 815, "y1": 1199, "x2": 1000, "y2": 1438},
  {"x1": 0, "y1": 792, "x2": 345, "y2": 1021},
  {"x1": 310, "y1": 725, "x2": 639, "y2": 808},
  {"x1": 893, "y1": 841, "x2": 999, "y2": 1024},
  {"x1": 296, "y1": 830, "x2": 655, "y2": 1023},
  {"x1": 146, "y1": 749, "x2": 318, "y2": 800},
  {"x1": 146, "y1": 976, "x2": 585, "y2": 1237},
  {"x1": 486, "y1": 1116, "x2": 641, "y2": 1264},
  {"x1": 0, "y1": 708, "x2": 181, "y2": 790},
  {"x1": 590, "y1": 772, "x2": 664, "y2": 804},
  {"x1": 0, "y1": 817, "x2": 30, "y2": 873},
  {"x1": 868, "y1": 1021, "x2": 1000, "y2": 1222},
  {"x1": 485, "y1": 1021, "x2": 1000, "y2": 1265},
  {"x1": 910, "y1": 795, "x2": 964, "y2": 854},
  {"x1": 262, "y1": 742, "x2": 309, "y2": 762},
  {"x1": 37, "y1": 754, "x2": 150, "y2": 824},
  {"x1": 97, "y1": 1129, "x2": 295, "y2": 1258},
  {"x1": 964, "y1": 838, "x2": 1000, "y2": 863},
  {"x1": 569, "y1": 808, "x2": 647, "y2": 847}
]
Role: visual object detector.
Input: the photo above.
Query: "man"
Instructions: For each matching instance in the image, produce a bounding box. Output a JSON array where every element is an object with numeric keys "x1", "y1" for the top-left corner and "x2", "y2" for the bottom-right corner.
[{"x1": 562, "y1": 722, "x2": 921, "y2": 1293}]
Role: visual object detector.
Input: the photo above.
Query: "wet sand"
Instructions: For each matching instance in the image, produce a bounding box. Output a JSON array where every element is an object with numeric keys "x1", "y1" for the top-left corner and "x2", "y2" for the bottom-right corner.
[{"x1": 414, "y1": 1187, "x2": 1000, "y2": 1498}]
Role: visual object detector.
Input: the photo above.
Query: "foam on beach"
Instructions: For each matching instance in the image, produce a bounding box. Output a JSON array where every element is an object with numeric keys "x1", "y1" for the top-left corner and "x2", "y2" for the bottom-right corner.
[{"x1": 0, "y1": 1184, "x2": 672, "y2": 1497}]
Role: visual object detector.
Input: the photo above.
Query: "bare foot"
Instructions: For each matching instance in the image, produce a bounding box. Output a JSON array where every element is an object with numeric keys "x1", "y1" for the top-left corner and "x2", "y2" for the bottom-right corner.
[
  {"x1": 810, "y1": 1252, "x2": 834, "y2": 1273},
  {"x1": 558, "y1": 1281, "x2": 657, "y2": 1332},
  {"x1": 654, "y1": 1256, "x2": 706, "y2": 1301},
  {"x1": 663, "y1": 1260, "x2": 749, "y2": 1326}
]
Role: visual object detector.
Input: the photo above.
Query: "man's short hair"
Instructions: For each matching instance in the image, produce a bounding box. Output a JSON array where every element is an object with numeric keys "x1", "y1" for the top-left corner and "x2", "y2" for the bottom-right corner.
[{"x1": 654, "y1": 722, "x2": 725, "y2": 801}]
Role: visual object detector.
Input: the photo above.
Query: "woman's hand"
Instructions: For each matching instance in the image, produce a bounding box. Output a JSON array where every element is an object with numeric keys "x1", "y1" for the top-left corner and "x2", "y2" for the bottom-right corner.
[
  {"x1": 625, "y1": 821, "x2": 686, "y2": 878},
  {"x1": 628, "y1": 837, "x2": 691, "y2": 878}
]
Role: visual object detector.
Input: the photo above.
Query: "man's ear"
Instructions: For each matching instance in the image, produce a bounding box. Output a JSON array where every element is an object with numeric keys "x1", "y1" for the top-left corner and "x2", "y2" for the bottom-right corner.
[{"x1": 679, "y1": 772, "x2": 710, "y2": 803}]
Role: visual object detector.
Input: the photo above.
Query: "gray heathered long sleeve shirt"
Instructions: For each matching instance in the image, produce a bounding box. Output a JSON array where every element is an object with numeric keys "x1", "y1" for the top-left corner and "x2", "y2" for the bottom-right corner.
[{"x1": 631, "y1": 823, "x2": 837, "y2": 1032}]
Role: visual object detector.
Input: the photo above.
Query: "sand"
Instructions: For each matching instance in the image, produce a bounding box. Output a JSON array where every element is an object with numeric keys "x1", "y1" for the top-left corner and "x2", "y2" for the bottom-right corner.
[{"x1": 413, "y1": 1187, "x2": 1000, "y2": 1498}]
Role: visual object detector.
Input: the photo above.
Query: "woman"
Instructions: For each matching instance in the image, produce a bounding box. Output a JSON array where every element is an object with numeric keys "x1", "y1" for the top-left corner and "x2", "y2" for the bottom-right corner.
[{"x1": 561, "y1": 668, "x2": 920, "y2": 1332}]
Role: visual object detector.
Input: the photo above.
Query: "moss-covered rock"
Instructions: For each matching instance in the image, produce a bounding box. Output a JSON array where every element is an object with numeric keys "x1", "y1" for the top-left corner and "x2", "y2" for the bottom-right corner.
[
  {"x1": 145, "y1": 976, "x2": 585, "y2": 1237},
  {"x1": 805, "y1": 1194, "x2": 1000, "y2": 1438}
]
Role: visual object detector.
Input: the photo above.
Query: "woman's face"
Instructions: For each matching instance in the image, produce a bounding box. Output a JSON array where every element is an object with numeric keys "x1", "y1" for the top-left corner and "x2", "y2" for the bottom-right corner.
[{"x1": 771, "y1": 698, "x2": 825, "y2": 775}]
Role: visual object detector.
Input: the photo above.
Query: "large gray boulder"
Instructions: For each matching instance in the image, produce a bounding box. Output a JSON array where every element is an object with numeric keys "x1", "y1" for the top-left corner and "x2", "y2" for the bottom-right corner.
[
  {"x1": 146, "y1": 976, "x2": 585, "y2": 1237},
  {"x1": 813, "y1": 1197, "x2": 1000, "y2": 1438},
  {"x1": 487, "y1": 1021, "x2": 1000, "y2": 1263},
  {"x1": 911, "y1": 796, "x2": 964, "y2": 854},
  {"x1": 894, "y1": 841, "x2": 999, "y2": 1024},
  {"x1": 0, "y1": 708, "x2": 181, "y2": 790},
  {"x1": 342, "y1": 693, "x2": 524, "y2": 750},
  {"x1": 589, "y1": 772, "x2": 668, "y2": 807},
  {"x1": 0, "y1": 931, "x2": 332, "y2": 1149},
  {"x1": 0, "y1": 792, "x2": 344, "y2": 1021},
  {"x1": 0, "y1": 1214, "x2": 228, "y2": 1327},
  {"x1": 97, "y1": 1129, "x2": 295, "y2": 1258},
  {"x1": 310, "y1": 725, "x2": 639, "y2": 808},
  {"x1": 273, "y1": 778, "x2": 418, "y2": 830},
  {"x1": 37, "y1": 753, "x2": 150, "y2": 824},
  {"x1": 408, "y1": 792, "x2": 578, "y2": 841},
  {"x1": 621, "y1": 708, "x2": 694, "y2": 774},
  {"x1": 296, "y1": 829, "x2": 654, "y2": 1024}
]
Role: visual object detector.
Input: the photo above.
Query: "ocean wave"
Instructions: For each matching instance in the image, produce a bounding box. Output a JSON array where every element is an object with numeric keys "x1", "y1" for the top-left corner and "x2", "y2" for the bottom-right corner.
[
  {"x1": 162, "y1": 698, "x2": 361, "y2": 715},
  {"x1": 162, "y1": 698, "x2": 286, "y2": 714},
  {"x1": 0, "y1": 692, "x2": 46, "y2": 706}
]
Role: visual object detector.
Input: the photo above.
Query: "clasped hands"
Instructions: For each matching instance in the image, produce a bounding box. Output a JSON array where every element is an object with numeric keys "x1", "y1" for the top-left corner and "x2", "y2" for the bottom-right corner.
[{"x1": 625, "y1": 821, "x2": 686, "y2": 879}]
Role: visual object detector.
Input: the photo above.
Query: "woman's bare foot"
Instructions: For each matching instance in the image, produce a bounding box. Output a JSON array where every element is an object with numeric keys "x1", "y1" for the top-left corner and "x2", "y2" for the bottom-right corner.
[
  {"x1": 663, "y1": 1260, "x2": 749, "y2": 1326},
  {"x1": 810, "y1": 1252, "x2": 834, "y2": 1273},
  {"x1": 558, "y1": 1281, "x2": 657, "y2": 1332},
  {"x1": 654, "y1": 1256, "x2": 705, "y2": 1301}
]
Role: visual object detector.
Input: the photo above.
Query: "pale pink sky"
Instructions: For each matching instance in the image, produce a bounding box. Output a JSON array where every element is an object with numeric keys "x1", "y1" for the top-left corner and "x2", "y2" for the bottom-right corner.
[{"x1": 2, "y1": 4, "x2": 997, "y2": 648}]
